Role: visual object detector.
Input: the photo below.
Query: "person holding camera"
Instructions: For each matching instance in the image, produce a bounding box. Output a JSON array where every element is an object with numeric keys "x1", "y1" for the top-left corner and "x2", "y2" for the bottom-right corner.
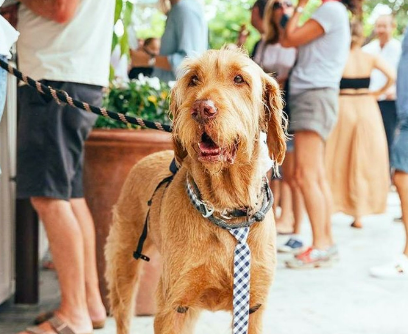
[{"x1": 253, "y1": 0, "x2": 295, "y2": 84}]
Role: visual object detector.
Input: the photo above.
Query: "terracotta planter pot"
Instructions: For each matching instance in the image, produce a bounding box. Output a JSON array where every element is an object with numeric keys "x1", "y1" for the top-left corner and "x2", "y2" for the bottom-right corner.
[{"x1": 83, "y1": 129, "x2": 172, "y2": 310}]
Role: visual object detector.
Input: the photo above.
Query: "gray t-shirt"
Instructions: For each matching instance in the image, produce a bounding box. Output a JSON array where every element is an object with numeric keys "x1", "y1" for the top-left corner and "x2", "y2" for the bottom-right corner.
[{"x1": 290, "y1": 2, "x2": 350, "y2": 95}]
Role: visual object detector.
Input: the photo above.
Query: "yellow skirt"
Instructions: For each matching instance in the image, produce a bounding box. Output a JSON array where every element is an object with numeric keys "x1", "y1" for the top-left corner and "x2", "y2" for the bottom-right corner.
[{"x1": 325, "y1": 94, "x2": 389, "y2": 217}]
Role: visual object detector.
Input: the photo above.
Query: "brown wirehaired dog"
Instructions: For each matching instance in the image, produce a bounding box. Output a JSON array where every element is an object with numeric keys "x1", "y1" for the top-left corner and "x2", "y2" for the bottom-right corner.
[{"x1": 105, "y1": 47, "x2": 286, "y2": 334}]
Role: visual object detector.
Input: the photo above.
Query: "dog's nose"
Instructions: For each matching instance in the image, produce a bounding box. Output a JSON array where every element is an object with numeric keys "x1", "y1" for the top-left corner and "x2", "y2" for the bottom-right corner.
[{"x1": 191, "y1": 100, "x2": 218, "y2": 122}]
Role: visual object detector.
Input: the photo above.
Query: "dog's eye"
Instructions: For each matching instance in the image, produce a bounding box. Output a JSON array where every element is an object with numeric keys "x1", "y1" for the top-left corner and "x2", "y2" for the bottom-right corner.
[
  {"x1": 189, "y1": 75, "x2": 199, "y2": 86},
  {"x1": 234, "y1": 75, "x2": 245, "y2": 84}
]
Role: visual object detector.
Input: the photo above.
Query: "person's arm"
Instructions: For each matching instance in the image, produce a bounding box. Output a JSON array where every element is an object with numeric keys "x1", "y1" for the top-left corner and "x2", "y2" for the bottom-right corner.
[
  {"x1": 19, "y1": 0, "x2": 79, "y2": 24},
  {"x1": 129, "y1": 49, "x2": 172, "y2": 71},
  {"x1": 130, "y1": 8, "x2": 206, "y2": 72},
  {"x1": 281, "y1": 0, "x2": 324, "y2": 48},
  {"x1": 371, "y1": 54, "x2": 396, "y2": 99},
  {"x1": 166, "y1": 7, "x2": 207, "y2": 73}
]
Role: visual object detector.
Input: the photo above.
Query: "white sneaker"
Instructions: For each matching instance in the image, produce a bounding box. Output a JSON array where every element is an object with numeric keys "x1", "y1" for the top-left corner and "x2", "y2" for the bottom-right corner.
[{"x1": 369, "y1": 254, "x2": 408, "y2": 280}]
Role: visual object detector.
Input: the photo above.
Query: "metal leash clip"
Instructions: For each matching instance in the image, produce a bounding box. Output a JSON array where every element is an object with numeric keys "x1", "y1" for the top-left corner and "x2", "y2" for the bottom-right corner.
[
  {"x1": 220, "y1": 209, "x2": 234, "y2": 220},
  {"x1": 200, "y1": 201, "x2": 215, "y2": 218}
]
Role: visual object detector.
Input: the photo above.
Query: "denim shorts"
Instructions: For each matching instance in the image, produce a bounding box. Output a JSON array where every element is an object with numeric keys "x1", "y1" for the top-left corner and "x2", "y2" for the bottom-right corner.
[
  {"x1": 391, "y1": 119, "x2": 408, "y2": 174},
  {"x1": 289, "y1": 87, "x2": 339, "y2": 141}
]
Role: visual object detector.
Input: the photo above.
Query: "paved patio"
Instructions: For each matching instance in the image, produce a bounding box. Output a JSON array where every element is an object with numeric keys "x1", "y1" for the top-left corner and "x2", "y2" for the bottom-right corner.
[{"x1": 1, "y1": 192, "x2": 407, "y2": 334}]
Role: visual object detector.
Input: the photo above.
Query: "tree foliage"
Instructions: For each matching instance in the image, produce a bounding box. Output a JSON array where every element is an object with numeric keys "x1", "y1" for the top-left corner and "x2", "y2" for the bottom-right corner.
[
  {"x1": 127, "y1": 0, "x2": 408, "y2": 53},
  {"x1": 362, "y1": 0, "x2": 408, "y2": 36}
]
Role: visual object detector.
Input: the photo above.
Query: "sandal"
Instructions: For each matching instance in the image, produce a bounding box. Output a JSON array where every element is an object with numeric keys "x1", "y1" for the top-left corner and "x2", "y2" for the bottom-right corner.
[
  {"x1": 35, "y1": 311, "x2": 105, "y2": 329},
  {"x1": 26, "y1": 315, "x2": 92, "y2": 334}
]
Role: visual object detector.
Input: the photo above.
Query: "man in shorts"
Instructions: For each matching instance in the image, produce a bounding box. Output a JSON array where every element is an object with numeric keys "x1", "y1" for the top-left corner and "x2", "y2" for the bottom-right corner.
[
  {"x1": 16, "y1": 1, "x2": 114, "y2": 333},
  {"x1": 370, "y1": 27, "x2": 408, "y2": 280},
  {"x1": 363, "y1": 15, "x2": 401, "y2": 165}
]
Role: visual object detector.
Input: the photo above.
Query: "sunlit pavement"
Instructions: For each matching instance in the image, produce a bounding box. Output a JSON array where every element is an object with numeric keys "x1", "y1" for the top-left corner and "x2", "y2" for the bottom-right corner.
[
  {"x1": 103, "y1": 191, "x2": 407, "y2": 334},
  {"x1": 1, "y1": 192, "x2": 407, "y2": 334}
]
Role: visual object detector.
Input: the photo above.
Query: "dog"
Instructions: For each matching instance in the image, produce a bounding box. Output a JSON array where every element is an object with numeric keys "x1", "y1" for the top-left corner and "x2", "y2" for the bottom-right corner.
[{"x1": 105, "y1": 47, "x2": 287, "y2": 334}]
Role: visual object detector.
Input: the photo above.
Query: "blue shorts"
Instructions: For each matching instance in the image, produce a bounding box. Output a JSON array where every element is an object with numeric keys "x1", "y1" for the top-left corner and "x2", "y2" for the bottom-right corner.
[{"x1": 391, "y1": 119, "x2": 408, "y2": 174}]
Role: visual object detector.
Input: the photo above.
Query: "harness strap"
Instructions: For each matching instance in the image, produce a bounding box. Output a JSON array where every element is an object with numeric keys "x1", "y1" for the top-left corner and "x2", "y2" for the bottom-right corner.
[
  {"x1": 186, "y1": 175, "x2": 273, "y2": 230},
  {"x1": 133, "y1": 211, "x2": 151, "y2": 262},
  {"x1": 133, "y1": 159, "x2": 178, "y2": 262}
]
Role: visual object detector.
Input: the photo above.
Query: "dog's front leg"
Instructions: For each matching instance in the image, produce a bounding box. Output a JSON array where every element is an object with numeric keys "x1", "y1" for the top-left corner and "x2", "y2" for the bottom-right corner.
[
  {"x1": 248, "y1": 306, "x2": 265, "y2": 334},
  {"x1": 154, "y1": 279, "x2": 201, "y2": 334},
  {"x1": 154, "y1": 308, "x2": 200, "y2": 334}
]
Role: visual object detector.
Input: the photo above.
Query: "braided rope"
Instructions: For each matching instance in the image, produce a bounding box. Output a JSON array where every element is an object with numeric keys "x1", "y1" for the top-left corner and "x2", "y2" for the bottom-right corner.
[{"x1": 0, "y1": 58, "x2": 172, "y2": 133}]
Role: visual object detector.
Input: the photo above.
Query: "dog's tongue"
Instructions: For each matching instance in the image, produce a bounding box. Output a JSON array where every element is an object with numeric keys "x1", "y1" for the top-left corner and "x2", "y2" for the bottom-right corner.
[{"x1": 199, "y1": 133, "x2": 220, "y2": 155}]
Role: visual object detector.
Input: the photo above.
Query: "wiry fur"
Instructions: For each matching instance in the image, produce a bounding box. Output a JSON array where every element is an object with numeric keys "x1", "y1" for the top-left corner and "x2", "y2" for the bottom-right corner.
[{"x1": 105, "y1": 48, "x2": 287, "y2": 334}]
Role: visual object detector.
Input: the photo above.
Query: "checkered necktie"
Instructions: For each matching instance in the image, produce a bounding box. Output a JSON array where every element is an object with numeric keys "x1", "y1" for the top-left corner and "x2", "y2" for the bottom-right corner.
[{"x1": 229, "y1": 226, "x2": 251, "y2": 334}]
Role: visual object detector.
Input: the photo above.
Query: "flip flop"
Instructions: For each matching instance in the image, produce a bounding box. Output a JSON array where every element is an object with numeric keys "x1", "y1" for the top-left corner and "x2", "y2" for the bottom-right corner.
[
  {"x1": 34, "y1": 311, "x2": 105, "y2": 329},
  {"x1": 26, "y1": 315, "x2": 93, "y2": 334}
]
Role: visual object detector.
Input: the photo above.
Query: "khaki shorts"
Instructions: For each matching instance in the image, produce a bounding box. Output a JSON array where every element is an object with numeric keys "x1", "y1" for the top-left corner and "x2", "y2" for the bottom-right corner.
[{"x1": 288, "y1": 87, "x2": 339, "y2": 141}]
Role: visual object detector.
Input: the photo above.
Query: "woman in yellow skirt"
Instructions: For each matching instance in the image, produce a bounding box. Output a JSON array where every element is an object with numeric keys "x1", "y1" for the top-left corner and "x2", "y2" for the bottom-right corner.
[{"x1": 326, "y1": 21, "x2": 395, "y2": 228}]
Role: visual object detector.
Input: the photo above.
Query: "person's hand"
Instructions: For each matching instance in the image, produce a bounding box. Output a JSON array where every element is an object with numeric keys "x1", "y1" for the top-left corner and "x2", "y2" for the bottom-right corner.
[
  {"x1": 130, "y1": 49, "x2": 151, "y2": 67},
  {"x1": 370, "y1": 91, "x2": 381, "y2": 100},
  {"x1": 384, "y1": 87, "x2": 396, "y2": 101},
  {"x1": 297, "y1": 0, "x2": 309, "y2": 8},
  {"x1": 237, "y1": 24, "x2": 250, "y2": 47},
  {"x1": 0, "y1": 2, "x2": 19, "y2": 28}
]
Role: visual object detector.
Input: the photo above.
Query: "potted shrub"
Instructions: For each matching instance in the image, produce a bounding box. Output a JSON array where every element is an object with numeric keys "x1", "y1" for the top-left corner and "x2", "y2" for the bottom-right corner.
[{"x1": 83, "y1": 75, "x2": 173, "y2": 310}]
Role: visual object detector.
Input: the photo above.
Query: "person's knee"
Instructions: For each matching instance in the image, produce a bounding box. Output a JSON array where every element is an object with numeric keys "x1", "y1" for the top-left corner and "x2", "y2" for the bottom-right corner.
[
  {"x1": 394, "y1": 171, "x2": 408, "y2": 191},
  {"x1": 30, "y1": 197, "x2": 67, "y2": 218},
  {"x1": 286, "y1": 172, "x2": 299, "y2": 190},
  {"x1": 294, "y1": 163, "x2": 320, "y2": 190},
  {"x1": 30, "y1": 197, "x2": 53, "y2": 215}
]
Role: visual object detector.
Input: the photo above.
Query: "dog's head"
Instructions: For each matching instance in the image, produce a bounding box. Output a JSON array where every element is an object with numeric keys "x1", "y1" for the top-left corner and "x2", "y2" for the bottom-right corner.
[{"x1": 170, "y1": 47, "x2": 287, "y2": 172}]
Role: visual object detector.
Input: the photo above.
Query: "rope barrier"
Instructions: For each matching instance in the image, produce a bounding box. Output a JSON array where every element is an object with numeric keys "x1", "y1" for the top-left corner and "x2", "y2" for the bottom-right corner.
[{"x1": 0, "y1": 58, "x2": 172, "y2": 133}]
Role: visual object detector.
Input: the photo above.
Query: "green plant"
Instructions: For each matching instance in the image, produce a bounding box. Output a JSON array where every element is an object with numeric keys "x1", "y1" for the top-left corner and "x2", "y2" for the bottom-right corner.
[{"x1": 95, "y1": 76, "x2": 172, "y2": 129}]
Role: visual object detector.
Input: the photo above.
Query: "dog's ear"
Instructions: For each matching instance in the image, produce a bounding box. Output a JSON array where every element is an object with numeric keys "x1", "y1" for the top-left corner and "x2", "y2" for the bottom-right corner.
[
  {"x1": 262, "y1": 73, "x2": 287, "y2": 166},
  {"x1": 169, "y1": 84, "x2": 187, "y2": 166}
]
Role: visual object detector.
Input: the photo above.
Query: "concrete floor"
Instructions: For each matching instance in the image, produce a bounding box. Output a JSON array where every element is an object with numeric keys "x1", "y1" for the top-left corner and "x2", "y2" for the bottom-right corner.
[{"x1": 1, "y1": 192, "x2": 407, "y2": 334}]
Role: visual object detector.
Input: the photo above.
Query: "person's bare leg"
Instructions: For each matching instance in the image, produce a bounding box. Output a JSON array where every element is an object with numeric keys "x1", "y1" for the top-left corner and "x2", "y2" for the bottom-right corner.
[
  {"x1": 351, "y1": 216, "x2": 363, "y2": 229},
  {"x1": 283, "y1": 151, "x2": 305, "y2": 235},
  {"x1": 292, "y1": 187, "x2": 305, "y2": 235},
  {"x1": 276, "y1": 181, "x2": 294, "y2": 234},
  {"x1": 19, "y1": 197, "x2": 92, "y2": 334},
  {"x1": 294, "y1": 131, "x2": 333, "y2": 250},
  {"x1": 276, "y1": 154, "x2": 295, "y2": 233},
  {"x1": 270, "y1": 177, "x2": 281, "y2": 218},
  {"x1": 70, "y1": 198, "x2": 106, "y2": 323},
  {"x1": 321, "y1": 165, "x2": 334, "y2": 245},
  {"x1": 394, "y1": 171, "x2": 408, "y2": 256}
]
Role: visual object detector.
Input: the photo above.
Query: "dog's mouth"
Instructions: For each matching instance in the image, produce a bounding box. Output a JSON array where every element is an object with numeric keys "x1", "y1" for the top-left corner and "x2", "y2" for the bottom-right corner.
[{"x1": 198, "y1": 132, "x2": 237, "y2": 164}]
